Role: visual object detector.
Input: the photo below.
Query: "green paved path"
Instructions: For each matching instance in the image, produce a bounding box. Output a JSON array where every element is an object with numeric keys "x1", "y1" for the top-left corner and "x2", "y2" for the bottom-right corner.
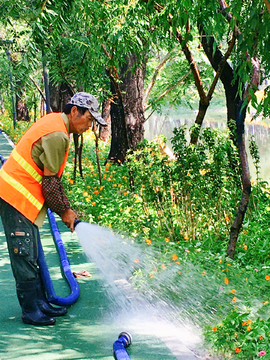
[{"x1": 0, "y1": 130, "x2": 202, "y2": 360}]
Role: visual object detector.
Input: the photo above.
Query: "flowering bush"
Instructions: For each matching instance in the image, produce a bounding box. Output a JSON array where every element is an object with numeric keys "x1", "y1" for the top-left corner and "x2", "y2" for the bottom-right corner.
[{"x1": 3, "y1": 113, "x2": 270, "y2": 359}]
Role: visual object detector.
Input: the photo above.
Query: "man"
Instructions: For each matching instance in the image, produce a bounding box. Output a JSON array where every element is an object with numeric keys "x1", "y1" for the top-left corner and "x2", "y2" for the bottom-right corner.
[{"x1": 0, "y1": 92, "x2": 106, "y2": 326}]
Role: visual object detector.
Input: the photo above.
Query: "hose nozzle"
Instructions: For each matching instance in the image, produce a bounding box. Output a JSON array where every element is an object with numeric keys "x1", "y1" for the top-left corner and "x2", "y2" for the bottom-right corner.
[
  {"x1": 74, "y1": 218, "x2": 81, "y2": 229},
  {"x1": 118, "y1": 332, "x2": 132, "y2": 347},
  {"x1": 113, "y1": 331, "x2": 132, "y2": 359}
]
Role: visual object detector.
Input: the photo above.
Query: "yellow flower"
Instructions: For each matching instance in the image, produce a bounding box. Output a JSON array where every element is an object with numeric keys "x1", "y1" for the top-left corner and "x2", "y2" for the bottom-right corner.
[
  {"x1": 172, "y1": 254, "x2": 178, "y2": 261},
  {"x1": 145, "y1": 238, "x2": 152, "y2": 245},
  {"x1": 184, "y1": 234, "x2": 189, "y2": 241},
  {"x1": 224, "y1": 277, "x2": 229, "y2": 285},
  {"x1": 247, "y1": 326, "x2": 251, "y2": 331},
  {"x1": 243, "y1": 244, "x2": 248, "y2": 250},
  {"x1": 92, "y1": 202, "x2": 96, "y2": 206},
  {"x1": 202, "y1": 270, "x2": 206, "y2": 276},
  {"x1": 265, "y1": 275, "x2": 270, "y2": 281},
  {"x1": 232, "y1": 297, "x2": 237, "y2": 303},
  {"x1": 165, "y1": 237, "x2": 170, "y2": 242},
  {"x1": 199, "y1": 169, "x2": 206, "y2": 176},
  {"x1": 83, "y1": 192, "x2": 88, "y2": 197}
]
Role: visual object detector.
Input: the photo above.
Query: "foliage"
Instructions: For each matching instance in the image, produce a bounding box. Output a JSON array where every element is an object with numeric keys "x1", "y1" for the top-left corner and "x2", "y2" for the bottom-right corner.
[
  {"x1": 0, "y1": 112, "x2": 33, "y2": 143},
  {"x1": 2, "y1": 112, "x2": 270, "y2": 358},
  {"x1": 61, "y1": 124, "x2": 270, "y2": 360},
  {"x1": 1, "y1": 0, "x2": 270, "y2": 118},
  {"x1": 62, "y1": 127, "x2": 270, "y2": 360}
]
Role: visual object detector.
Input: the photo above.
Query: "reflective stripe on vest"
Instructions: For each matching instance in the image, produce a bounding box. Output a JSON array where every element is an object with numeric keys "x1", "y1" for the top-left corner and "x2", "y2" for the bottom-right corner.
[
  {"x1": 0, "y1": 167, "x2": 43, "y2": 211},
  {"x1": 11, "y1": 148, "x2": 42, "y2": 184}
]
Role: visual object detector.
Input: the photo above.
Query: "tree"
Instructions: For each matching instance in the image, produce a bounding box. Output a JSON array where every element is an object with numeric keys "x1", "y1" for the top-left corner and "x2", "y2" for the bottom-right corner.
[
  {"x1": 140, "y1": 0, "x2": 270, "y2": 257},
  {"x1": 1, "y1": 0, "x2": 270, "y2": 256}
]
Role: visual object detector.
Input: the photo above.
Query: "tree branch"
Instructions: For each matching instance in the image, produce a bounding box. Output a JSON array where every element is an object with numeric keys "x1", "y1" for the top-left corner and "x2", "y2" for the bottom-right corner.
[
  {"x1": 243, "y1": 56, "x2": 260, "y2": 100},
  {"x1": 206, "y1": 31, "x2": 236, "y2": 102},
  {"x1": 176, "y1": 29, "x2": 207, "y2": 104},
  {"x1": 29, "y1": 76, "x2": 46, "y2": 101},
  {"x1": 144, "y1": 49, "x2": 180, "y2": 108},
  {"x1": 145, "y1": 69, "x2": 192, "y2": 111},
  {"x1": 218, "y1": 0, "x2": 241, "y2": 37},
  {"x1": 263, "y1": 0, "x2": 270, "y2": 13},
  {"x1": 101, "y1": 44, "x2": 122, "y2": 101}
]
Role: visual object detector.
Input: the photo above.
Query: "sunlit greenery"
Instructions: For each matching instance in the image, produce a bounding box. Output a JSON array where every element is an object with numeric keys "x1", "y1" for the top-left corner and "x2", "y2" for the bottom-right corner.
[
  {"x1": 1, "y1": 1, "x2": 270, "y2": 358},
  {"x1": 2, "y1": 112, "x2": 270, "y2": 358}
]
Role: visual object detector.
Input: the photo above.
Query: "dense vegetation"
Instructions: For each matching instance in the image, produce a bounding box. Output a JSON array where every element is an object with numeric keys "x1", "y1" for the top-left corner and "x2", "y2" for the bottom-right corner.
[
  {"x1": 1, "y1": 1, "x2": 270, "y2": 358},
  {"x1": 1, "y1": 113, "x2": 270, "y2": 359}
]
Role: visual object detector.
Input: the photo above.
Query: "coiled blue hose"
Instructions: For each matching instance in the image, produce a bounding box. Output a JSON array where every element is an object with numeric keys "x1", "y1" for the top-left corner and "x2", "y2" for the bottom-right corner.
[
  {"x1": 38, "y1": 209, "x2": 80, "y2": 306},
  {"x1": 113, "y1": 332, "x2": 132, "y2": 360}
]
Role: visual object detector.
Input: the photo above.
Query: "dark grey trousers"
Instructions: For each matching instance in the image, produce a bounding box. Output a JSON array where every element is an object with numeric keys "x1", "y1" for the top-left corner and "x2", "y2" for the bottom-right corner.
[{"x1": 0, "y1": 198, "x2": 39, "y2": 282}]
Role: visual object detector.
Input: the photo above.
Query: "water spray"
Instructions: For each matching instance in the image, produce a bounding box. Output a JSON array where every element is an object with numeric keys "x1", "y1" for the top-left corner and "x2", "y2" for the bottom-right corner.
[{"x1": 113, "y1": 332, "x2": 132, "y2": 360}]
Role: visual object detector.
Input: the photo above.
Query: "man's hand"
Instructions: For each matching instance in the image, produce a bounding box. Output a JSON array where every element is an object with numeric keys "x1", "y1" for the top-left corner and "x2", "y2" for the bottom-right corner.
[{"x1": 61, "y1": 208, "x2": 78, "y2": 232}]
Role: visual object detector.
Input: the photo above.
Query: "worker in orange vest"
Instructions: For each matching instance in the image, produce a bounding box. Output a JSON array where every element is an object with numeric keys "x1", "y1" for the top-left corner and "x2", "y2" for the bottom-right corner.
[{"x1": 0, "y1": 92, "x2": 106, "y2": 326}]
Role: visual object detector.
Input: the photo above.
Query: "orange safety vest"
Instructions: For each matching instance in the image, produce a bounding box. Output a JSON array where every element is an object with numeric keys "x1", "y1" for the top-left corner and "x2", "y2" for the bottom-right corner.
[{"x1": 0, "y1": 113, "x2": 69, "y2": 223}]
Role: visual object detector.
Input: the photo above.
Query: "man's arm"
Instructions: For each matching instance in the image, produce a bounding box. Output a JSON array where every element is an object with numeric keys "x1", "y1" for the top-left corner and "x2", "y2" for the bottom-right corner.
[{"x1": 43, "y1": 166, "x2": 77, "y2": 232}]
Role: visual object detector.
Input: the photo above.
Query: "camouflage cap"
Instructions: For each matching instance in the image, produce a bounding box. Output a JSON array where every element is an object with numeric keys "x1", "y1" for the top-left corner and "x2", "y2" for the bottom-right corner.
[{"x1": 68, "y1": 92, "x2": 107, "y2": 126}]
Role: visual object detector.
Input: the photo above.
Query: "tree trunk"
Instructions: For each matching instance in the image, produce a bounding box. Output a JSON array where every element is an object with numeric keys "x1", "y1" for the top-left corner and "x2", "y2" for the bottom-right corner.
[
  {"x1": 49, "y1": 81, "x2": 74, "y2": 112},
  {"x1": 227, "y1": 136, "x2": 251, "y2": 257},
  {"x1": 201, "y1": 34, "x2": 254, "y2": 259},
  {"x1": 100, "y1": 97, "x2": 111, "y2": 143},
  {"x1": 107, "y1": 80, "x2": 128, "y2": 163},
  {"x1": 0, "y1": 91, "x2": 5, "y2": 114},
  {"x1": 107, "y1": 53, "x2": 146, "y2": 163},
  {"x1": 201, "y1": 35, "x2": 241, "y2": 133},
  {"x1": 16, "y1": 81, "x2": 30, "y2": 121}
]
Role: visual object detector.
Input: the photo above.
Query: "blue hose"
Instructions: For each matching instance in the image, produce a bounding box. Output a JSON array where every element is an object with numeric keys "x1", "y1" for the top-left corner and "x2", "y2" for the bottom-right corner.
[
  {"x1": 0, "y1": 155, "x2": 6, "y2": 167},
  {"x1": 38, "y1": 209, "x2": 80, "y2": 306},
  {"x1": 113, "y1": 332, "x2": 132, "y2": 360}
]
